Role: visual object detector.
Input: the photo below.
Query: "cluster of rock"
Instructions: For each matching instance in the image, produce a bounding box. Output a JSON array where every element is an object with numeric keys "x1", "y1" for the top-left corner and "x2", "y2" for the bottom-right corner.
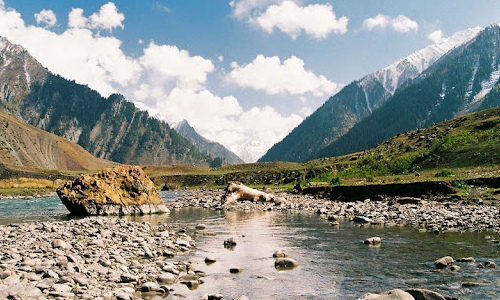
[
  {"x1": 359, "y1": 288, "x2": 457, "y2": 300},
  {"x1": 57, "y1": 166, "x2": 168, "y2": 215},
  {"x1": 0, "y1": 217, "x2": 200, "y2": 299},
  {"x1": 170, "y1": 189, "x2": 500, "y2": 233}
]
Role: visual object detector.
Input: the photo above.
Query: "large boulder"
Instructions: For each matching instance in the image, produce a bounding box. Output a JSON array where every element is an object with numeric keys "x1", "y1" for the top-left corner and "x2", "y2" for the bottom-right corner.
[
  {"x1": 359, "y1": 289, "x2": 415, "y2": 300},
  {"x1": 57, "y1": 166, "x2": 168, "y2": 215}
]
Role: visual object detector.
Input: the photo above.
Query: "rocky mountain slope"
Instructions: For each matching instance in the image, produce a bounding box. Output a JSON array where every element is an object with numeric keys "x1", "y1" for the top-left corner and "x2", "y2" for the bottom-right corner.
[
  {"x1": 0, "y1": 111, "x2": 117, "y2": 171},
  {"x1": 175, "y1": 120, "x2": 244, "y2": 166},
  {"x1": 259, "y1": 27, "x2": 482, "y2": 163},
  {"x1": 315, "y1": 24, "x2": 500, "y2": 159},
  {"x1": 0, "y1": 36, "x2": 210, "y2": 166}
]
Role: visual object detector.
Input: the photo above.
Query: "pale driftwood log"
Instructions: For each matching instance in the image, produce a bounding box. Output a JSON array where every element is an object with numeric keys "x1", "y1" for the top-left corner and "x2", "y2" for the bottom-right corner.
[{"x1": 221, "y1": 181, "x2": 285, "y2": 205}]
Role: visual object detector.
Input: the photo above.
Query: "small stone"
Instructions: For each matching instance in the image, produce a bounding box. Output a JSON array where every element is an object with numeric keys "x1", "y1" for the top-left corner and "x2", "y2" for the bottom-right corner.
[
  {"x1": 195, "y1": 224, "x2": 206, "y2": 230},
  {"x1": 405, "y1": 289, "x2": 447, "y2": 300},
  {"x1": 450, "y1": 265, "x2": 461, "y2": 272},
  {"x1": 229, "y1": 267, "x2": 243, "y2": 274},
  {"x1": 3, "y1": 274, "x2": 20, "y2": 285},
  {"x1": 52, "y1": 239, "x2": 71, "y2": 250},
  {"x1": 485, "y1": 261, "x2": 497, "y2": 268},
  {"x1": 360, "y1": 289, "x2": 414, "y2": 300},
  {"x1": 272, "y1": 250, "x2": 288, "y2": 258},
  {"x1": 364, "y1": 237, "x2": 382, "y2": 245},
  {"x1": 157, "y1": 273, "x2": 177, "y2": 284},
  {"x1": 52, "y1": 283, "x2": 73, "y2": 293},
  {"x1": 205, "y1": 256, "x2": 217, "y2": 264},
  {"x1": 275, "y1": 258, "x2": 299, "y2": 270},
  {"x1": 224, "y1": 238, "x2": 237, "y2": 247},
  {"x1": 141, "y1": 281, "x2": 160, "y2": 292},
  {"x1": 456, "y1": 257, "x2": 475, "y2": 262}
]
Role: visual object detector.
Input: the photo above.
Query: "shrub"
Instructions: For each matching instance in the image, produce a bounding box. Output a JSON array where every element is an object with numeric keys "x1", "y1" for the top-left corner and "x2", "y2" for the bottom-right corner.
[
  {"x1": 330, "y1": 176, "x2": 342, "y2": 185},
  {"x1": 435, "y1": 170, "x2": 454, "y2": 177}
]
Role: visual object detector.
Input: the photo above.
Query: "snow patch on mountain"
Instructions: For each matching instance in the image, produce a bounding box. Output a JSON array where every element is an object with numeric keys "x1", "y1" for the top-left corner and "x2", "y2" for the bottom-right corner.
[
  {"x1": 360, "y1": 27, "x2": 482, "y2": 109},
  {"x1": 472, "y1": 44, "x2": 500, "y2": 104}
]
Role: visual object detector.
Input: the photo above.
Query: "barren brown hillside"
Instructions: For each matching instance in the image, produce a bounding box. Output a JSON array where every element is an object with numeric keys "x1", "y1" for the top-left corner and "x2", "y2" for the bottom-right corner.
[{"x1": 0, "y1": 112, "x2": 117, "y2": 171}]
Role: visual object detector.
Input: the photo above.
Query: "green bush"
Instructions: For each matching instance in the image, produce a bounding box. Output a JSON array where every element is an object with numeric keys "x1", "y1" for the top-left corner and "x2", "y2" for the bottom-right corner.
[
  {"x1": 330, "y1": 176, "x2": 341, "y2": 185},
  {"x1": 452, "y1": 180, "x2": 469, "y2": 189},
  {"x1": 435, "y1": 170, "x2": 454, "y2": 177}
]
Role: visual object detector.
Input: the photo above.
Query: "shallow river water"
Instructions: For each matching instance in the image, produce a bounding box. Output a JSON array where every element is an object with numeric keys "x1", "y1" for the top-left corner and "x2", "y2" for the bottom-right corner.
[{"x1": 1, "y1": 192, "x2": 500, "y2": 299}]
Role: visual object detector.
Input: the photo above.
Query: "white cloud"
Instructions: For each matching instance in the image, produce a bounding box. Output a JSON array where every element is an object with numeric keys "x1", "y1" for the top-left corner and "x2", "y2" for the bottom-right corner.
[
  {"x1": 255, "y1": 1, "x2": 348, "y2": 39},
  {"x1": 68, "y1": 8, "x2": 87, "y2": 28},
  {"x1": 218, "y1": 55, "x2": 224, "y2": 62},
  {"x1": 228, "y1": 54, "x2": 339, "y2": 96},
  {"x1": 428, "y1": 30, "x2": 443, "y2": 44},
  {"x1": 391, "y1": 15, "x2": 418, "y2": 33},
  {"x1": 34, "y1": 9, "x2": 56, "y2": 27},
  {"x1": 153, "y1": 2, "x2": 172, "y2": 14},
  {"x1": 89, "y1": 2, "x2": 125, "y2": 31},
  {"x1": 363, "y1": 14, "x2": 418, "y2": 33},
  {"x1": 0, "y1": 3, "x2": 140, "y2": 97},
  {"x1": 0, "y1": 1, "x2": 305, "y2": 163},
  {"x1": 229, "y1": 0, "x2": 278, "y2": 20},
  {"x1": 140, "y1": 42, "x2": 214, "y2": 90}
]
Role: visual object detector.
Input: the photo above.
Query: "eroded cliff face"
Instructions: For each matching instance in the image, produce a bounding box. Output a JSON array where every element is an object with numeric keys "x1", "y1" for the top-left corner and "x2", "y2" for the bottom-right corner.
[
  {"x1": 0, "y1": 36, "x2": 209, "y2": 166},
  {"x1": 0, "y1": 111, "x2": 117, "y2": 171}
]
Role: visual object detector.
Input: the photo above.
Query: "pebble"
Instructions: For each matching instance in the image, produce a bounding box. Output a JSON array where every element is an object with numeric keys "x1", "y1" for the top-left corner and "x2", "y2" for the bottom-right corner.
[
  {"x1": 0, "y1": 217, "x2": 195, "y2": 299},
  {"x1": 274, "y1": 258, "x2": 299, "y2": 270},
  {"x1": 229, "y1": 267, "x2": 243, "y2": 274}
]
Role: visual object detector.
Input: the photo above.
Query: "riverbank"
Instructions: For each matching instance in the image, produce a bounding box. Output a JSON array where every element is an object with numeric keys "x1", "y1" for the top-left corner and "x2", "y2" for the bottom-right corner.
[
  {"x1": 171, "y1": 188, "x2": 500, "y2": 234},
  {"x1": 0, "y1": 217, "x2": 199, "y2": 299}
]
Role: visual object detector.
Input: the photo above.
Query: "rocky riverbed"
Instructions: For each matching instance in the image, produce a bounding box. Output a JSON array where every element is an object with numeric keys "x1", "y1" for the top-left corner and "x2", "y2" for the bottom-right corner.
[
  {"x1": 172, "y1": 188, "x2": 500, "y2": 234},
  {"x1": 1, "y1": 188, "x2": 499, "y2": 299},
  {"x1": 0, "y1": 217, "x2": 200, "y2": 299}
]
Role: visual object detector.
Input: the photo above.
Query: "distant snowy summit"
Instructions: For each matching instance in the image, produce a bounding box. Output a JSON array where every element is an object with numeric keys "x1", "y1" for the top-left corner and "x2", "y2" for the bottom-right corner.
[{"x1": 359, "y1": 27, "x2": 482, "y2": 112}]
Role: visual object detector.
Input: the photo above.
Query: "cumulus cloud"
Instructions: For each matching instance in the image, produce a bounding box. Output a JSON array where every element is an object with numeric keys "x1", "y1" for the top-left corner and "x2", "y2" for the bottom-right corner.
[
  {"x1": 255, "y1": 1, "x2": 348, "y2": 39},
  {"x1": 0, "y1": 1, "x2": 306, "y2": 162},
  {"x1": 0, "y1": 3, "x2": 140, "y2": 96},
  {"x1": 34, "y1": 9, "x2": 56, "y2": 27},
  {"x1": 67, "y1": 2, "x2": 124, "y2": 31},
  {"x1": 89, "y1": 2, "x2": 124, "y2": 31},
  {"x1": 428, "y1": 30, "x2": 443, "y2": 44},
  {"x1": 139, "y1": 42, "x2": 214, "y2": 90},
  {"x1": 363, "y1": 14, "x2": 418, "y2": 33},
  {"x1": 68, "y1": 8, "x2": 87, "y2": 28},
  {"x1": 300, "y1": 106, "x2": 313, "y2": 117},
  {"x1": 228, "y1": 54, "x2": 339, "y2": 96}
]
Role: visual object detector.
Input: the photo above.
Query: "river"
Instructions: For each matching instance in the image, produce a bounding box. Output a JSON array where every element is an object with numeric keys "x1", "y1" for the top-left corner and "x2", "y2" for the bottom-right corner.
[{"x1": 0, "y1": 192, "x2": 499, "y2": 299}]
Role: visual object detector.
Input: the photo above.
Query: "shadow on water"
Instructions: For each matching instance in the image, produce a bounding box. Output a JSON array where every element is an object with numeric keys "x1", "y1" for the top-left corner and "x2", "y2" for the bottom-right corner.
[{"x1": 1, "y1": 192, "x2": 500, "y2": 299}]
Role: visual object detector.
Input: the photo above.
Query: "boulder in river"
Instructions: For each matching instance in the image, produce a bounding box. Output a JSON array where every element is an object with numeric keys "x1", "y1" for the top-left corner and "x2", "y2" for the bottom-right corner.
[
  {"x1": 364, "y1": 237, "x2": 382, "y2": 245},
  {"x1": 434, "y1": 256, "x2": 454, "y2": 269},
  {"x1": 359, "y1": 289, "x2": 414, "y2": 300},
  {"x1": 56, "y1": 165, "x2": 168, "y2": 215}
]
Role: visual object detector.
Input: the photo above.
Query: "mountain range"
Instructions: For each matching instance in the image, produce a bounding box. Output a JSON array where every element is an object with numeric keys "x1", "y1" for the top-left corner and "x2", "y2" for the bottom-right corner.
[
  {"x1": 315, "y1": 24, "x2": 500, "y2": 159},
  {"x1": 0, "y1": 36, "x2": 243, "y2": 167},
  {"x1": 259, "y1": 27, "x2": 483, "y2": 162}
]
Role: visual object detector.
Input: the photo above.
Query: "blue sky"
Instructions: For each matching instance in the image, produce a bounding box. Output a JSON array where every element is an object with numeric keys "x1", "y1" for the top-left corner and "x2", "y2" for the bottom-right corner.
[{"x1": 1, "y1": 0, "x2": 500, "y2": 161}]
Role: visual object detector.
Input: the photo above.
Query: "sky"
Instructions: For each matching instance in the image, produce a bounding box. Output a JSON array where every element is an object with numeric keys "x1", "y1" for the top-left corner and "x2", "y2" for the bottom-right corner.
[{"x1": 1, "y1": 0, "x2": 500, "y2": 162}]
